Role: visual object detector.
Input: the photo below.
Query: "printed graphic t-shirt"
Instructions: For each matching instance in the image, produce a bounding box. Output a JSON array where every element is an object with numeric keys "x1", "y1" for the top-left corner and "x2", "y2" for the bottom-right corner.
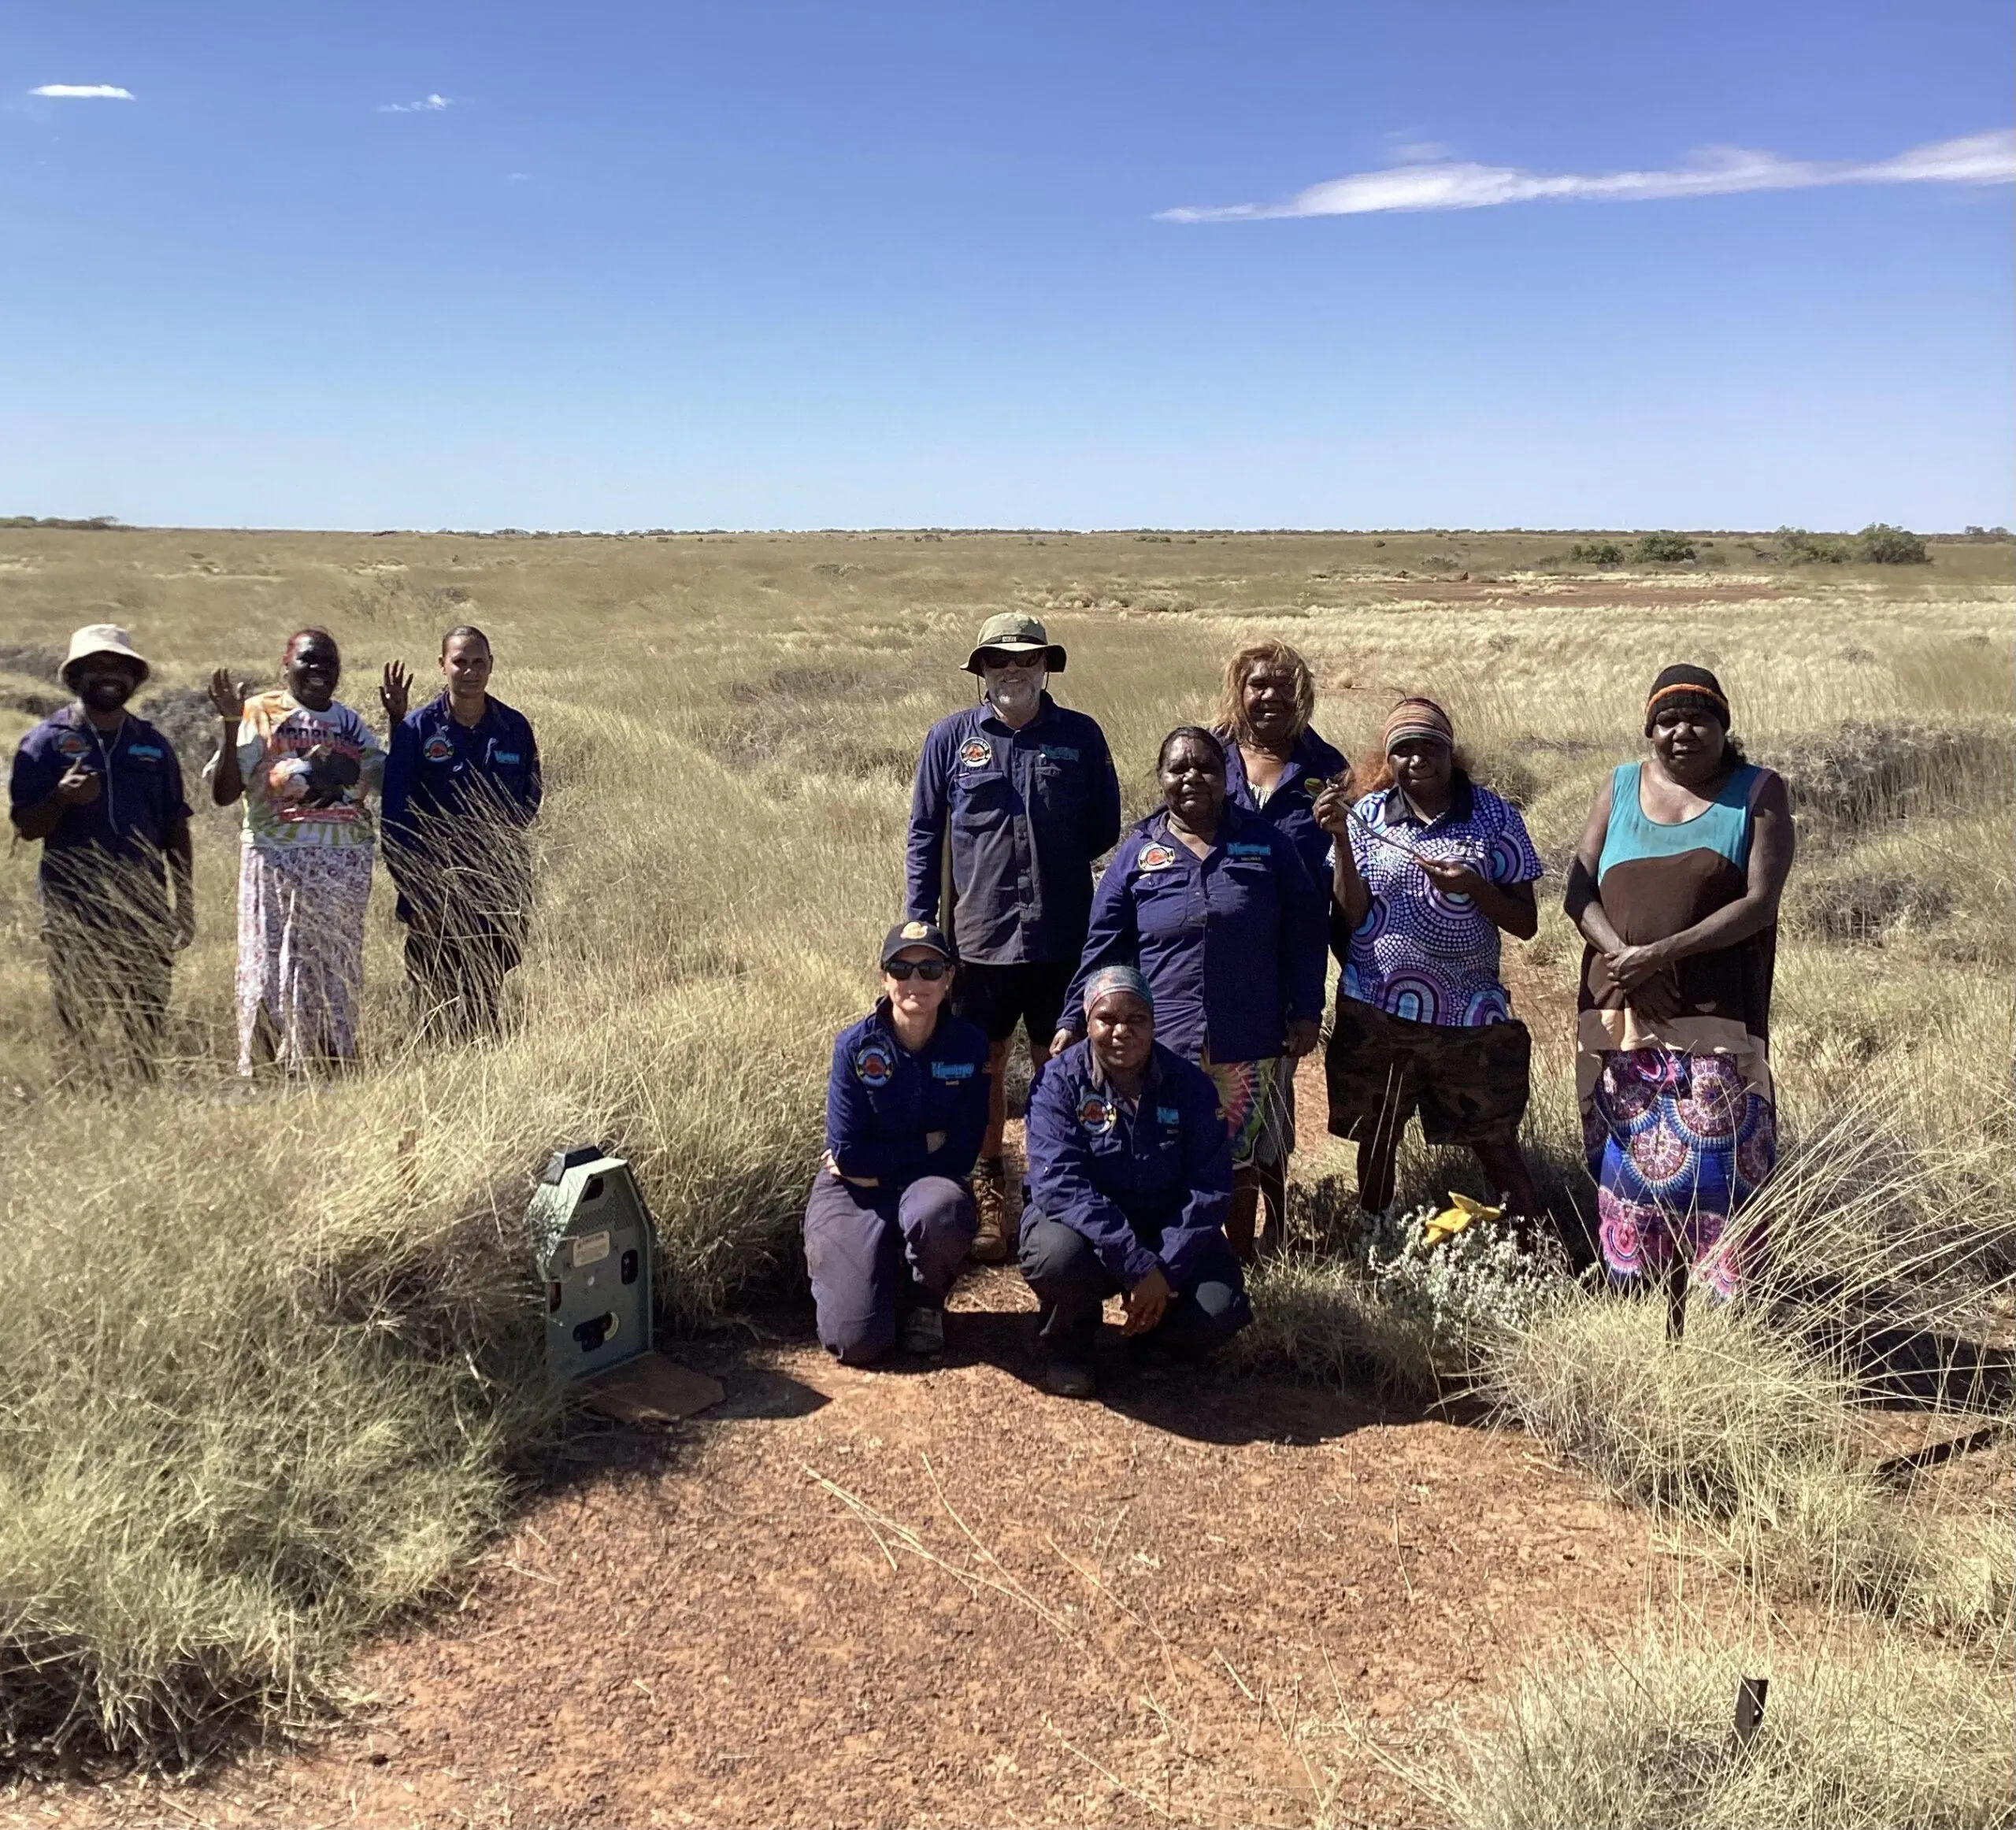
[{"x1": 224, "y1": 691, "x2": 387, "y2": 850}]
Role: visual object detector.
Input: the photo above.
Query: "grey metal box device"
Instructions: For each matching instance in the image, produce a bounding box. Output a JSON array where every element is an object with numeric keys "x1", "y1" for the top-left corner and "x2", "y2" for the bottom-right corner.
[{"x1": 528, "y1": 1146, "x2": 654, "y2": 1382}]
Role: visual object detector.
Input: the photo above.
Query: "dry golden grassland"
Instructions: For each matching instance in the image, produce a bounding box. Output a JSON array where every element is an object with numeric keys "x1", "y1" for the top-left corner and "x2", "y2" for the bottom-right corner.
[{"x1": 0, "y1": 525, "x2": 2010, "y2": 1817}]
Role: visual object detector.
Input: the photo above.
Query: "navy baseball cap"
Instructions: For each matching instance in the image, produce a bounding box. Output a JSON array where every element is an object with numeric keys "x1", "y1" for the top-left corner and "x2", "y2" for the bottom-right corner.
[{"x1": 880, "y1": 919, "x2": 953, "y2": 967}]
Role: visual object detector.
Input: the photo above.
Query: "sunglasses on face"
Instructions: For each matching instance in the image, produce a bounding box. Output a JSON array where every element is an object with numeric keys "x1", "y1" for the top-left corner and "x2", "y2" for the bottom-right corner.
[
  {"x1": 884, "y1": 959, "x2": 950, "y2": 981},
  {"x1": 979, "y1": 650, "x2": 1045, "y2": 670}
]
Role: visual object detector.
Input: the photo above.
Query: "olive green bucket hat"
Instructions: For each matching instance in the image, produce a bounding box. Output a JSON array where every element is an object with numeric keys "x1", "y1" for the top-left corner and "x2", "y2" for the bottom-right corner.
[{"x1": 962, "y1": 611, "x2": 1067, "y2": 676}]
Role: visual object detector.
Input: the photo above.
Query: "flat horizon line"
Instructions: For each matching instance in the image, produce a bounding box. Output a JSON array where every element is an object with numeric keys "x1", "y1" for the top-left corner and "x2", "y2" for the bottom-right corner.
[{"x1": 6, "y1": 519, "x2": 2004, "y2": 541}]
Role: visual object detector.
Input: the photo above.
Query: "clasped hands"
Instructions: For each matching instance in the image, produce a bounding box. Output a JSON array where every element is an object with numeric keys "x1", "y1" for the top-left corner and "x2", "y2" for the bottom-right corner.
[{"x1": 1595, "y1": 939, "x2": 1681, "y2": 1021}]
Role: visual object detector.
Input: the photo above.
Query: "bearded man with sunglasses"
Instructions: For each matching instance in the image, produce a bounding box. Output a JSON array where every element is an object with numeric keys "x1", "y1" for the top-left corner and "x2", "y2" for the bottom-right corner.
[
  {"x1": 803, "y1": 921, "x2": 990, "y2": 1363},
  {"x1": 906, "y1": 613, "x2": 1122, "y2": 1262}
]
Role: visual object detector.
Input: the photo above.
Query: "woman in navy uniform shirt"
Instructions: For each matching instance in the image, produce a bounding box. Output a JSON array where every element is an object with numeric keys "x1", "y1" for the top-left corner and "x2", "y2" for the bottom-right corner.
[
  {"x1": 1056, "y1": 727, "x2": 1327, "y2": 1261},
  {"x1": 1214, "y1": 639, "x2": 1352, "y2": 1254},
  {"x1": 1021, "y1": 965, "x2": 1249, "y2": 1398},
  {"x1": 381, "y1": 625, "x2": 542, "y2": 1039},
  {"x1": 805, "y1": 921, "x2": 991, "y2": 1363}
]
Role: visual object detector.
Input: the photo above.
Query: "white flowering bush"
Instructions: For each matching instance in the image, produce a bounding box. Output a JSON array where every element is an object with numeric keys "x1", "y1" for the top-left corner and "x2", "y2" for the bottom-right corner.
[
  {"x1": 1240, "y1": 1202, "x2": 1576, "y2": 1396},
  {"x1": 1356, "y1": 1202, "x2": 1575, "y2": 1377}
]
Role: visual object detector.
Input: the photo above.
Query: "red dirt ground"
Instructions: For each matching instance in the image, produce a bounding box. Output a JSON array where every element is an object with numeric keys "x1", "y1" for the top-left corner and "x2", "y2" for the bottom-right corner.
[{"x1": 24, "y1": 1250, "x2": 1729, "y2": 1830}]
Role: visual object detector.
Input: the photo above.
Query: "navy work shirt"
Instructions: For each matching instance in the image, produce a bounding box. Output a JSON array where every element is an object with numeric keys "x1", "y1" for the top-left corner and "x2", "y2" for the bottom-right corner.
[
  {"x1": 1024, "y1": 1039, "x2": 1232, "y2": 1288},
  {"x1": 1064, "y1": 801, "x2": 1328, "y2": 1065},
  {"x1": 381, "y1": 693, "x2": 542, "y2": 924},
  {"x1": 1221, "y1": 725, "x2": 1351, "y2": 892},
  {"x1": 9, "y1": 706, "x2": 190, "y2": 917},
  {"x1": 825, "y1": 1001, "x2": 991, "y2": 1188},
  {"x1": 906, "y1": 693, "x2": 1121, "y2": 967}
]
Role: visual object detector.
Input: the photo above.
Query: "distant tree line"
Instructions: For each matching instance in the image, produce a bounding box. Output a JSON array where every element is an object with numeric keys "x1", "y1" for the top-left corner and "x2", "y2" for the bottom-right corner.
[{"x1": 1568, "y1": 525, "x2": 1933, "y2": 567}]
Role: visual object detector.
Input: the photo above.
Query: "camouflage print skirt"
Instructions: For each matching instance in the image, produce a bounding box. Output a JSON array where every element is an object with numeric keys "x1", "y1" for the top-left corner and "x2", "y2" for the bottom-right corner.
[{"x1": 1325, "y1": 996, "x2": 1531, "y2": 1149}]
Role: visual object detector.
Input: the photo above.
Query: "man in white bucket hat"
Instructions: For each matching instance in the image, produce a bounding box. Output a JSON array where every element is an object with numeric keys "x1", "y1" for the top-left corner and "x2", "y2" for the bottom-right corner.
[{"x1": 8, "y1": 624, "x2": 195, "y2": 1071}]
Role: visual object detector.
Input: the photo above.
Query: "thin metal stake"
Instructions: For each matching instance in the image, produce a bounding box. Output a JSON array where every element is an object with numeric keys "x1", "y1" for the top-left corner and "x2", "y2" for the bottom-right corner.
[
  {"x1": 1733, "y1": 1675, "x2": 1768, "y2": 1747},
  {"x1": 1665, "y1": 1253, "x2": 1689, "y2": 1343}
]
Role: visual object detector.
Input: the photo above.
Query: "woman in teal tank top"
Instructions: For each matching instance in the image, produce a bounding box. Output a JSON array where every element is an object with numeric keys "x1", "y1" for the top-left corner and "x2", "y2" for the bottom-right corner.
[{"x1": 1563, "y1": 665, "x2": 1796, "y2": 1300}]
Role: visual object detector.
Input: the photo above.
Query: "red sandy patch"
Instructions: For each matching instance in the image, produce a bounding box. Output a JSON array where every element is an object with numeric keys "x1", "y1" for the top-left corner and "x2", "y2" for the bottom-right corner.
[{"x1": 38, "y1": 1278, "x2": 1718, "y2": 1830}]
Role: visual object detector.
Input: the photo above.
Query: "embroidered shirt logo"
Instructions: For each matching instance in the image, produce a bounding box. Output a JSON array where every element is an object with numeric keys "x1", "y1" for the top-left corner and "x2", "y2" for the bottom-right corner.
[
  {"x1": 126, "y1": 743, "x2": 163, "y2": 762},
  {"x1": 854, "y1": 1042, "x2": 896, "y2": 1087},
  {"x1": 422, "y1": 733, "x2": 455, "y2": 762},
  {"x1": 1156, "y1": 1106, "x2": 1181, "y2": 1125},
  {"x1": 1077, "y1": 1094, "x2": 1115, "y2": 1135},
  {"x1": 958, "y1": 739, "x2": 993, "y2": 769},
  {"x1": 931, "y1": 1060, "x2": 975, "y2": 1081},
  {"x1": 1226, "y1": 842, "x2": 1272, "y2": 858},
  {"x1": 55, "y1": 731, "x2": 91, "y2": 759},
  {"x1": 492, "y1": 750, "x2": 522, "y2": 765},
  {"x1": 1137, "y1": 843, "x2": 1177, "y2": 872},
  {"x1": 1038, "y1": 744, "x2": 1080, "y2": 761}
]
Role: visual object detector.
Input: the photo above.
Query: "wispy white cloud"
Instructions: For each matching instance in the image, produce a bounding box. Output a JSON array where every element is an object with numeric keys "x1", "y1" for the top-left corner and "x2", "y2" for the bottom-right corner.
[
  {"x1": 29, "y1": 83, "x2": 134, "y2": 100},
  {"x1": 1160, "y1": 129, "x2": 2016, "y2": 222},
  {"x1": 378, "y1": 92, "x2": 452, "y2": 114}
]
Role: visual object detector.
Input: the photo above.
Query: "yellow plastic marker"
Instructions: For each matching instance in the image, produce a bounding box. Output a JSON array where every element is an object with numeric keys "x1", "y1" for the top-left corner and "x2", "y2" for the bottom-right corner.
[{"x1": 1421, "y1": 1191, "x2": 1502, "y2": 1248}]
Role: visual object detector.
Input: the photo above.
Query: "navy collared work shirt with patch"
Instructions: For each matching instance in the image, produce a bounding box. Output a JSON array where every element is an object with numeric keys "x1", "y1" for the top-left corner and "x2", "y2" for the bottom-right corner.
[
  {"x1": 1024, "y1": 1039, "x2": 1232, "y2": 1289},
  {"x1": 1064, "y1": 801, "x2": 1329, "y2": 1065},
  {"x1": 906, "y1": 693, "x2": 1121, "y2": 967},
  {"x1": 8, "y1": 706, "x2": 190, "y2": 916},
  {"x1": 825, "y1": 1001, "x2": 992, "y2": 1188},
  {"x1": 380, "y1": 693, "x2": 542, "y2": 924},
  {"x1": 1220, "y1": 725, "x2": 1351, "y2": 892}
]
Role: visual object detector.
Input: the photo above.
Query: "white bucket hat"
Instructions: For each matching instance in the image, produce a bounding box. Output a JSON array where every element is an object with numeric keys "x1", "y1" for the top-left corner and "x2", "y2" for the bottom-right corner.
[{"x1": 61, "y1": 624, "x2": 150, "y2": 690}]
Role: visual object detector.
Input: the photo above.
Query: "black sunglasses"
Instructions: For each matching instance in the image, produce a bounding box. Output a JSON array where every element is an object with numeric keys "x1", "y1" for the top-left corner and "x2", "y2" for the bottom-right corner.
[
  {"x1": 977, "y1": 649, "x2": 1046, "y2": 669},
  {"x1": 884, "y1": 958, "x2": 950, "y2": 981}
]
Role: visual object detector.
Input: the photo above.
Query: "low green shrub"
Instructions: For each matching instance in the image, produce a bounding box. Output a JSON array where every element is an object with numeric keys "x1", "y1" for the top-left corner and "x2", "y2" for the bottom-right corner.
[
  {"x1": 1855, "y1": 523, "x2": 1930, "y2": 565},
  {"x1": 1632, "y1": 531, "x2": 1697, "y2": 563}
]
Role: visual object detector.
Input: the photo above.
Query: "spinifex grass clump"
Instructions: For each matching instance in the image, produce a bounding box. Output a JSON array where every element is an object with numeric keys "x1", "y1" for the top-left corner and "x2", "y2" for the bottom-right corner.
[
  {"x1": 1424, "y1": 1627, "x2": 2013, "y2": 1830},
  {"x1": 0, "y1": 1090, "x2": 545, "y2": 1765},
  {"x1": 1483, "y1": 1098, "x2": 2016, "y2": 1642}
]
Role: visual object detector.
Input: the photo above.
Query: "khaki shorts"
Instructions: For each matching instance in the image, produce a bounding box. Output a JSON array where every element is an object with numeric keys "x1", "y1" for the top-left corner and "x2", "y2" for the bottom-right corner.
[{"x1": 1325, "y1": 998, "x2": 1531, "y2": 1149}]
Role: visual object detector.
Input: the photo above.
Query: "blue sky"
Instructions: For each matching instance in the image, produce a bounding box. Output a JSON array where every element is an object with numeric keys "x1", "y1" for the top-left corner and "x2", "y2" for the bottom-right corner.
[{"x1": 4, "y1": 2, "x2": 2011, "y2": 531}]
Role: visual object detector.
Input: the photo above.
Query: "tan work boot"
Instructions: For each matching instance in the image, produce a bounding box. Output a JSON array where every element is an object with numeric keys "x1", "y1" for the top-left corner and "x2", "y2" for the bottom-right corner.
[{"x1": 969, "y1": 1158, "x2": 1010, "y2": 1263}]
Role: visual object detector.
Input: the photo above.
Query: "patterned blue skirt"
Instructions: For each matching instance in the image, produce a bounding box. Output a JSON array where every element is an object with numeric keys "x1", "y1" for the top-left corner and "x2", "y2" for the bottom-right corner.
[{"x1": 1584, "y1": 1047, "x2": 1777, "y2": 1299}]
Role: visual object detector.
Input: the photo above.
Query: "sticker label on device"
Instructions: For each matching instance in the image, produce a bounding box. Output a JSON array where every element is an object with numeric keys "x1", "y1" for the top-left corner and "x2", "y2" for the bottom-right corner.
[{"x1": 573, "y1": 1230, "x2": 611, "y2": 1268}]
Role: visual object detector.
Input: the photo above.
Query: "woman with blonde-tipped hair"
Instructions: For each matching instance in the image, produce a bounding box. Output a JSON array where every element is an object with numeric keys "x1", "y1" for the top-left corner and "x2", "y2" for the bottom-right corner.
[{"x1": 1212, "y1": 639, "x2": 1351, "y2": 1257}]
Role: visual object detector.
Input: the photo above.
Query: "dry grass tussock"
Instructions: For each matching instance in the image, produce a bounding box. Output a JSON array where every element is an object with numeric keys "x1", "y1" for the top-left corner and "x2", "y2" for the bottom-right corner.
[
  {"x1": 1382, "y1": 1624, "x2": 2015, "y2": 1830},
  {"x1": 0, "y1": 526, "x2": 2009, "y2": 1768}
]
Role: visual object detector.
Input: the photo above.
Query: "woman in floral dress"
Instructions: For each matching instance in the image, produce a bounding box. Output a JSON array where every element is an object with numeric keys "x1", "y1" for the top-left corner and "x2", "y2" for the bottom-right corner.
[{"x1": 1564, "y1": 665, "x2": 1795, "y2": 1297}]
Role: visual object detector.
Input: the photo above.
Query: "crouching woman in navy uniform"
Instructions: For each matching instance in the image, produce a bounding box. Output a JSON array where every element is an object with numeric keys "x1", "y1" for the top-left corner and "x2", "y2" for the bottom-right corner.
[
  {"x1": 1021, "y1": 965, "x2": 1251, "y2": 1398},
  {"x1": 805, "y1": 921, "x2": 991, "y2": 1364}
]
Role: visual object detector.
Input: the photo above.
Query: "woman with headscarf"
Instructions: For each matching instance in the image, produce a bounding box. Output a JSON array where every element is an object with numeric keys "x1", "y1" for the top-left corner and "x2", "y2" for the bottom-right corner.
[
  {"x1": 1021, "y1": 964, "x2": 1250, "y2": 1398},
  {"x1": 1564, "y1": 665, "x2": 1794, "y2": 1298},
  {"x1": 1313, "y1": 698, "x2": 1546, "y2": 1224},
  {"x1": 1214, "y1": 639, "x2": 1352, "y2": 1251},
  {"x1": 206, "y1": 628, "x2": 409, "y2": 1074},
  {"x1": 1055, "y1": 727, "x2": 1328, "y2": 1261},
  {"x1": 805, "y1": 920, "x2": 990, "y2": 1364}
]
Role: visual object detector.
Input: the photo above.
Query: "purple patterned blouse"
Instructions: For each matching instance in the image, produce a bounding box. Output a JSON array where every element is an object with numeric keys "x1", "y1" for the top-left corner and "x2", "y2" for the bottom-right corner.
[{"x1": 1332, "y1": 780, "x2": 1542, "y2": 1028}]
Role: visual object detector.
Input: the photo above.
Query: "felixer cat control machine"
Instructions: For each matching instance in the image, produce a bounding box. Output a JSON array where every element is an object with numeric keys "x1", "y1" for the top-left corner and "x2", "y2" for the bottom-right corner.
[{"x1": 528, "y1": 1146, "x2": 654, "y2": 1383}]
